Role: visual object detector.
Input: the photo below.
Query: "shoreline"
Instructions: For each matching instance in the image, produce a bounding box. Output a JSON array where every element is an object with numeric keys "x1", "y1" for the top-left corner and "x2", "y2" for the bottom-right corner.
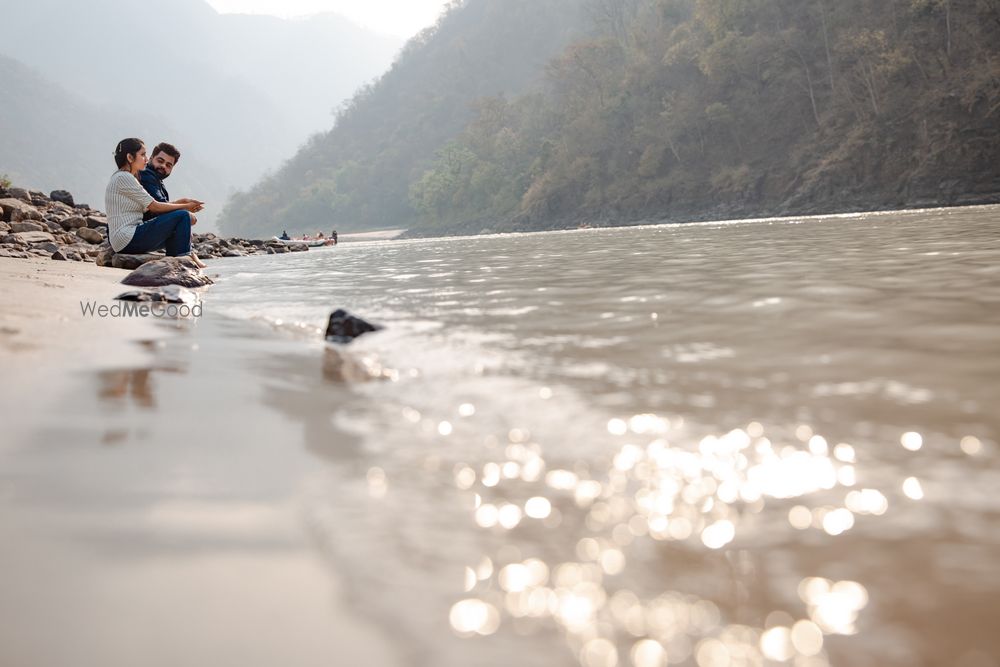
[{"x1": 0, "y1": 257, "x2": 176, "y2": 377}]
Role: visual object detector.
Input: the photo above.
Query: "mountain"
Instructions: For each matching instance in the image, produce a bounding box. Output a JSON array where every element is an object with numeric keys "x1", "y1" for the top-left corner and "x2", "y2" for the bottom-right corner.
[
  {"x1": 217, "y1": 0, "x2": 591, "y2": 238},
  {"x1": 0, "y1": 0, "x2": 402, "y2": 230},
  {"x1": 223, "y1": 0, "x2": 1000, "y2": 239},
  {"x1": 0, "y1": 54, "x2": 227, "y2": 211}
]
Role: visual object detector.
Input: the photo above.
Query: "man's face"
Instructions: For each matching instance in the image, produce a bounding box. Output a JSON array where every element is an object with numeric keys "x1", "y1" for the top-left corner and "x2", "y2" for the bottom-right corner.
[{"x1": 150, "y1": 152, "x2": 176, "y2": 179}]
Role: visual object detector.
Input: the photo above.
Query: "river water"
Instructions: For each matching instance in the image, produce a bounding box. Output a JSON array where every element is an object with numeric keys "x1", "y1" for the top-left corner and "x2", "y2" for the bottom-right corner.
[{"x1": 2, "y1": 205, "x2": 999, "y2": 667}]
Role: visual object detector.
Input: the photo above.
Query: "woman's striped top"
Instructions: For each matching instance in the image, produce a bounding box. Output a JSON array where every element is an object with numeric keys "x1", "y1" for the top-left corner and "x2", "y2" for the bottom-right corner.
[{"x1": 105, "y1": 170, "x2": 154, "y2": 252}]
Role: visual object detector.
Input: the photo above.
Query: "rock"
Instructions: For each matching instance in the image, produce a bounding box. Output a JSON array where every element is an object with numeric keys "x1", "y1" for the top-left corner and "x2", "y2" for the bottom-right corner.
[
  {"x1": 8, "y1": 231, "x2": 55, "y2": 244},
  {"x1": 76, "y1": 227, "x2": 103, "y2": 244},
  {"x1": 324, "y1": 309, "x2": 382, "y2": 344},
  {"x1": 61, "y1": 216, "x2": 88, "y2": 229},
  {"x1": 0, "y1": 198, "x2": 41, "y2": 222},
  {"x1": 288, "y1": 242, "x2": 309, "y2": 252},
  {"x1": 111, "y1": 253, "x2": 163, "y2": 270},
  {"x1": 222, "y1": 249, "x2": 243, "y2": 257},
  {"x1": 33, "y1": 241, "x2": 60, "y2": 254},
  {"x1": 0, "y1": 248, "x2": 30, "y2": 258},
  {"x1": 115, "y1": 285, "x2": 199, "y2": 304},
  {"x1": 43, "y1": 220, "x2": 64, "y2": 234},
  {"x1": 95, "y1": 242, "x2": 115, "y2": 267},
  {"x1": 121, "y1": 257, "x2": 214, "y2": 288},
  {"x1": 270, "y1": 245, "x2": 289, "y2": 254},
  {"x1": 86, "y1": 216, "x2": 107, "y2": 229},
  {"x1": 0, "y1": 221, "x2": 9, "y2": 233},
  {"x1": 51, "y1": 249, "x2": 68, "y2": 261},
  {"x1": 7, "y1": 188, "x2": 30, "y2": 202},
  {"x1": 50, "y1": 190, "x2": 75, "y2": 206},
  {"x1": 10, "y1": 221, "x2": 44, "y2": 233}
]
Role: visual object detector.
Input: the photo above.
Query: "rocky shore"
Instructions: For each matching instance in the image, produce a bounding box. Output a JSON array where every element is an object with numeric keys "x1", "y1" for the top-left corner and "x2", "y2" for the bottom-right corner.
[{"x1": 0, "y1": 184, "x2": 312, "y2": 268}]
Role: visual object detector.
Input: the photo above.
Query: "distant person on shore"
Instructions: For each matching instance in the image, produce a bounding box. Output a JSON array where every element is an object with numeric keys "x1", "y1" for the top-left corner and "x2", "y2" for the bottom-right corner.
[
  {"x1": 331, "y1": 230, "x2": 338, "y2": 245},
  {"x1": 280, "y1": 230, "x2": 290, "y2": 240},
  {"x1": 105, "y1": 138, "x2": 206, "y2": 267}
]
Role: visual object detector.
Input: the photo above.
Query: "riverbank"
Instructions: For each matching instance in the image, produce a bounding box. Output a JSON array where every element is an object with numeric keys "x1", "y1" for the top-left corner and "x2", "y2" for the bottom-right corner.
[{"x1": 0, "y1": 257, "x2": 171, "y2": 375}]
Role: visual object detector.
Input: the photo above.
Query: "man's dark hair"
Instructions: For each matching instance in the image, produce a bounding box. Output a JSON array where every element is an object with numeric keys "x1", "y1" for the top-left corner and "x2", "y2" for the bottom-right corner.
[
  {"x1": 151, "y1": 142, "x2": 181, "y2": 163},
  {"x1": 113, "y1": 138, "x2": 144, "y2": 168}
]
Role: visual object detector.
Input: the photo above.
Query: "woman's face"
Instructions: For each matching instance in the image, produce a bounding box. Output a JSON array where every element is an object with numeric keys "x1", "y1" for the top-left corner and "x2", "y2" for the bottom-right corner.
[{"x1": 129, "y1": 144, "x2": 148, "y2": 172}]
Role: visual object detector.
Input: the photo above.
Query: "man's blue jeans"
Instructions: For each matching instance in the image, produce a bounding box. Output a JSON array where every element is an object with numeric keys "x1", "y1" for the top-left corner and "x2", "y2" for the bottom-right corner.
[{"x1": 120, "y1": 210, "x2": 192, "y2": 256}]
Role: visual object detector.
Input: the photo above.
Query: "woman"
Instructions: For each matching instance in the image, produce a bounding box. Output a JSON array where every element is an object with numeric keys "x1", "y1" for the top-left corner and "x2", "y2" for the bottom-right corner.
[{"x1": 105, "y1": 138, "x2": 206, "y2": 267}]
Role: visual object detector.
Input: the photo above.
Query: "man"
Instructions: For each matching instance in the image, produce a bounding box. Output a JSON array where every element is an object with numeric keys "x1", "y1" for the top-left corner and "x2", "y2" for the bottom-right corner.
[{"x1": 139, "y1": 142, "x2": 203, "y2": 224}]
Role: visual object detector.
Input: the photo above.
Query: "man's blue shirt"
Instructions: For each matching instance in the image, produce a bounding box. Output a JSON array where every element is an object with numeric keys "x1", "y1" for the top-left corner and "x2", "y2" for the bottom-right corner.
[{"x1": 139, "y1": 166, "x2": 169, "y2": 220}]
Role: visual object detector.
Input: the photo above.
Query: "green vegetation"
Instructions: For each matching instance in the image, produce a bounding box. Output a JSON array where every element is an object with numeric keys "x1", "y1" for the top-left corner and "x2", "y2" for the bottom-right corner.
[
  {"x1": 0, "y1": 174, "x2": 11, "y2": 189},
  {"x1": 222, "y1": 0, "x2": 1000, "y2": 238}
]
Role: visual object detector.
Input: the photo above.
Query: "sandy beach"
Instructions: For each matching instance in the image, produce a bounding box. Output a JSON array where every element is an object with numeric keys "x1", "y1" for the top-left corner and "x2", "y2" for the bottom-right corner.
[{"x1": 0, "y1": 258, "x2": 168, "y2": 373}]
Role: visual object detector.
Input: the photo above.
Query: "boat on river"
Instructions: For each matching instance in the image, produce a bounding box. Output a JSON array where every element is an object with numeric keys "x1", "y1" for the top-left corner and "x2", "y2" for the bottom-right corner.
[{"x1": 272, "y1": 237, "x2": 333, "y2": 248}]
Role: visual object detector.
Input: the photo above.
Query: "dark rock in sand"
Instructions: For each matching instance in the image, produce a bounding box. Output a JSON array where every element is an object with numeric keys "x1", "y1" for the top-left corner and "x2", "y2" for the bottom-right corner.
[
  {"x1": 121, "y1": 257, "x2": 214, "y2": 288},
  {"x1": 76, "y1": 227, "x2": 103, "y2": 244},
  {"x1": 51, "y1": 249, "x2": 68, "y2": 261},
  {"x1": 324, "y1": 309, "x2": 383, "y2": 344},
  {"x1": 49, "y1": 190, "x2": 75, "y2": 207},
  {"x1": 86, "y1": 216, "x2": 107, "y2": 229},
  {"x1": 115, "y1": 284, "x2": 199, "y2": 304},
  {"x1": 10, "y1": 221, "x2": 44, "y2": 233},
  {"x1": 111, "y1": 253, "x2": 163, "y2": 270}
]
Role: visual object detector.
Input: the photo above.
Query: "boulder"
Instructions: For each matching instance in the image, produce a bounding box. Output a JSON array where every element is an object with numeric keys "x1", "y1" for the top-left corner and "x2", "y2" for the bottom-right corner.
[
  {"x1": 43, "y1": 220, "x2": 65, "y2": 234},
  {"x1": 287, "y1": 242, "x2": 309, "y2": 252},
  {"x1": 111, "y1": 253, "x2": 163, "y2": 270},
  {"x1": 0, "y1": 221, "x2": 9, "y2": 233},
  {"x1": 51, "y1": 249, "x2": 68, "y2": 261},
  {"x1": 221, "y1": 249, "x2": 243, "y2": 257},
  {"x1": 61, "y1": 215, "x2": 88, "y2": 230},
  {"x1": 8, "y1": 231, "x2": 55, "y2": 245},
  {"x1": 324, "y1": 309, "x2": 383, "y2": 344},
  {"x1": 76, "y1": 227, "x2": 103, "y2": 244},
  {"x1": 7, "y1": 188, "x2": 30, "y2": 202},
  {"x1": 121, "y1": 257, "x2": 214, "y2": 288},
  {"x1": 50, "y1": 190, "x2": 75, "y2": 206},
  {"x1": 0, "y1": 198, "x2": 40, "y2": 222},
  {"x1": 0, "y1": 248, "x2": 30, "y2": 258},
  {"x1": 86, "y1": 215, "x2": 107, "y2": 229},
  {"x1": 115, "y1": 285, "x2": 199, "y2": 304},
  {"x1": 33, "y1": 241, "x2": 60, "y2": 254},
  {"x1": 10, "y1": 221, "x2": 44, "y2": 233},
  {"x1": 95, "y1": 242, "x2": 115, "y2": 267}
]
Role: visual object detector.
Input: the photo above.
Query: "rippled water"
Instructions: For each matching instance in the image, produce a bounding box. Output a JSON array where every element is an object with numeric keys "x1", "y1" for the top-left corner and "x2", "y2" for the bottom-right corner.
[
  {"x1": 203, "y1": 205, "x2": 1000, "y2": 667},
  {"x1": 3, "y1": 206, "x2": 999, "y2": 667}
]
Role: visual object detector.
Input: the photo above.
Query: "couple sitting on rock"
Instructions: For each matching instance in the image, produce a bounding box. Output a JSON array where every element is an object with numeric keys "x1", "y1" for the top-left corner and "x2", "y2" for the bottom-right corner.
[{"x1": 105, "y1": 138, "x2": 207, "y2": 268}]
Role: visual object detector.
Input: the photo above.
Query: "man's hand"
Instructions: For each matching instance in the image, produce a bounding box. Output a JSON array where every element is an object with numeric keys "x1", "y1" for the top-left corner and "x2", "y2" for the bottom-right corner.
[{"x1": 181, "y1": 199, "x2": 205, "y2": 213}]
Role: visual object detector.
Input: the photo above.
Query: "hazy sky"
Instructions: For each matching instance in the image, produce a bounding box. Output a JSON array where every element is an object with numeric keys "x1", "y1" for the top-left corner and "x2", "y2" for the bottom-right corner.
[{"x1": 205, "y1": 0, "x2": 452, "y2": 37}]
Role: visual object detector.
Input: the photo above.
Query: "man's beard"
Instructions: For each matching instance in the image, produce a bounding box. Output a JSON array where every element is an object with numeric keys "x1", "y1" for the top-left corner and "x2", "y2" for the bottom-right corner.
[{"x1": 153, "y1": 166, "x2": 170, "y2": 180}]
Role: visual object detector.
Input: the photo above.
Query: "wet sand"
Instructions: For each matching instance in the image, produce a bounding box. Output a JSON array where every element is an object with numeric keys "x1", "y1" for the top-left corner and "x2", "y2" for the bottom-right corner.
[{"x1": 0, "y1": 259, "x2": 401, "y2": 667}]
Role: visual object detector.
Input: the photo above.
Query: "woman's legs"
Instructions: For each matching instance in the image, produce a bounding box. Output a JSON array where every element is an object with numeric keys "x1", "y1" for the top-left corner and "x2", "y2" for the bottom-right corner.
[{"x1": 120, "y1": 210, "x2": 192, "y2": 257}]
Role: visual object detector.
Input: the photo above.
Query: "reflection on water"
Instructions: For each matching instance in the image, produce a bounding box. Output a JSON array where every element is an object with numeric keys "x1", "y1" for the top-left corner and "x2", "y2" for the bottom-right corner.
[{"x1": 2, "y1": 206, "x2": 999, "y2": 666}]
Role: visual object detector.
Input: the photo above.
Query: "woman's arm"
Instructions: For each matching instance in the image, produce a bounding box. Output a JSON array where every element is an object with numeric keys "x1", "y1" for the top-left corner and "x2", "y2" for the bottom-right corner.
[{"x1": 147, "y1": 199, "x2": 203, "y2": 214}]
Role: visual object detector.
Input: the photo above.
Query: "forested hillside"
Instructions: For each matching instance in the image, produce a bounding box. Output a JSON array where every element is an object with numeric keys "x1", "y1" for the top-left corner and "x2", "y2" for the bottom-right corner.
[
  {"x1": 223, "y1": 0, "x2": 1000, "y2": 238},
  {"x1": 218, "y1": 0, "x2": 590, "y2": 237}
]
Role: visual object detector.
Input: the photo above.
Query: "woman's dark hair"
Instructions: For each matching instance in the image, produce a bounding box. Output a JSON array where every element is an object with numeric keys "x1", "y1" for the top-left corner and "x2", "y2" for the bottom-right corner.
[{"x1": 113, "y1": 138, "x2": 144, "y2": 168}]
